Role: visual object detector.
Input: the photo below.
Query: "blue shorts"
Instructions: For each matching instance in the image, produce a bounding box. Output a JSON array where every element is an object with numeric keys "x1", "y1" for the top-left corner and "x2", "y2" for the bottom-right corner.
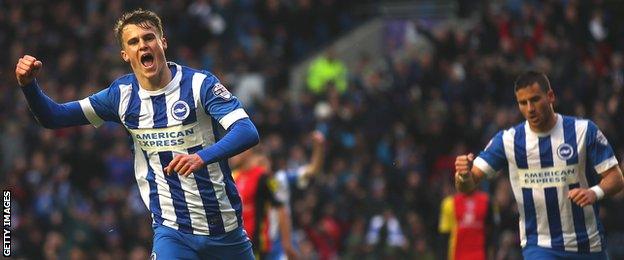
[
  {"x1": 523, "y1": 245, "x2": 609, "y2": 260},
  {"x1": 152, "y1": 224, "x2": 254, "y2": 260}
]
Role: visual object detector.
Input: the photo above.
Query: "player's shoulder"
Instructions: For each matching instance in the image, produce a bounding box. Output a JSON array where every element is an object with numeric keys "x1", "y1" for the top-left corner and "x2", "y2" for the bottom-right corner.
[
  {"x1": 109, "y1": 73, "x2": 137, "y2": 89},
  {"x1": 510, "y1": 121, "x2": 525, "y2": 133},
  {"x1": 496, "y1": 121, "x2": 526, "y2": 138},
  {"x1": 178, "y1": 64, "x2": 217, "y2": 80},
  {"x1": 177, "y1": 64, "x2": 225, "y2": 95},
  {"x1": 485, "y1": 122, "x2": 523, "y2": 146},
  {"x1": 560, "y1": 114, "x2": 596, "y2": 132},
  {"x1": 561, "y1": 114, "x2": 589, "y2": 124}
]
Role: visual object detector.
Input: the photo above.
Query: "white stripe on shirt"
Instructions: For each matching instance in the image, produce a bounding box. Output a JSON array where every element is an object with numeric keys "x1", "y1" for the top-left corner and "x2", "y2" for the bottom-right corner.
[
  {"x1": 192, "y1": 72, "x2": 238, "y2": 233},
  {"x1": 524, "y1": 126, "x2": 552, "y2": 249},
  {"x1": 79, "y1": 98, "x2": 104, "y2": 127}
]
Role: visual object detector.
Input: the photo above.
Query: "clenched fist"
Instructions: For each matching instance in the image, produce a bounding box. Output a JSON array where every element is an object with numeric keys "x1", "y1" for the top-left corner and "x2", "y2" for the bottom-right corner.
[
  {"x1": 15, "y1": 55, "x2": 43, "y2": 86},
  {"x1": 455, "y1": 153, "x2": 474, "y2": 182}
]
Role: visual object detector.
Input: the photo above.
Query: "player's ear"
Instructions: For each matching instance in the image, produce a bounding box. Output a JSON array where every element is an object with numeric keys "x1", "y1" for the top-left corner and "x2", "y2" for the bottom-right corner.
[
  {"x1": 162, "y1": 37, "x2": 168, "y2": 50},
  {"x1": 547, "y1": 89, "x2": 555, "y2": 103},
  {"x1": 121, "y1": 50, "x2": 130, "y2": 63}
]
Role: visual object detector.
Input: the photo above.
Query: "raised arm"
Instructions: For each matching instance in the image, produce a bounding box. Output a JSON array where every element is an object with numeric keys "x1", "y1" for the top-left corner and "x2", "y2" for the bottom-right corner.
[
  {"x1": 301, "y1": 131, "x2": 326, "y2": 180},
  {"x1": 457, "y1": 131, "x2": 507, "y2": 193},
  {"x1": 16, "y1": 55, "x2": 90, "y2": 128}
]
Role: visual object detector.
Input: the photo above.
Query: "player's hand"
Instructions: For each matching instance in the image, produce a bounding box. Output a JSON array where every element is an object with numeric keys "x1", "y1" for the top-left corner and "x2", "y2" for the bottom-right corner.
[
  {"x1": 164, "y1": 154, "x2": 205, "y2": 177},
  {"x1": 455, "y1": 153, "x2": 474, "y2": 182},
  {"x1": 311, "y1": 130, "x2": 325, "y2": 146},
  {"x1": 568, "y1": 188, "x2": 598, "y2": 207},
  {"x1": 15, "y1": 55, "x2": 43, "y2": 86},
  {"x1": 283, "y1": 244, "x2": 299, "y2": 260}
]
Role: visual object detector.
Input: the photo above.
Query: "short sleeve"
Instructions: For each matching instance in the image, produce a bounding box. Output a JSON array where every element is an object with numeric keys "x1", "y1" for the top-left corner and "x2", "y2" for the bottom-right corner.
[
  {"x1": 79, "y1": 84, "x2": 120, "y2": 127},
  {"x1": 474, "y1": 131, "x2": 507, "y2": 178},
  {"x1": 586, "y1": 121, "x2": 618, "y2": 174},
  {"x1": 273, "y1": 172, "x2": 290, "y2": 204},
  {"x1": 200, "y1": 74, "x2": 248, "y2": 130}
]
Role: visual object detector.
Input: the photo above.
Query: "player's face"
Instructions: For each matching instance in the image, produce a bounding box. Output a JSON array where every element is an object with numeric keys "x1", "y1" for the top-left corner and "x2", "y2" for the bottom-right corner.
[
  {"x1": 120, "y1": 24, "x2": 167, "y2": 81},
  {"x1": 515, "y1": 83, "x2": 556, "y2": 132}
]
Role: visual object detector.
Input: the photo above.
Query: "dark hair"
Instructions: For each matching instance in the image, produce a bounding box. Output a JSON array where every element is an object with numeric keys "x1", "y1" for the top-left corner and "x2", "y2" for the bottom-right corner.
[
  {"x1": 514, "y1": 71, "x2": 551, "y2": 92},
  {"x1": 113, "y1": 9, "x2": 163, "y2": 47}
]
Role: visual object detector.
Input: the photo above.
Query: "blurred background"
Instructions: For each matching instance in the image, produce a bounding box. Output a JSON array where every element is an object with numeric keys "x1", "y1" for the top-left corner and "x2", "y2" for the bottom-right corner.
[{"x1": 3, "y1": 0, "x2": 624, "y2": 259}]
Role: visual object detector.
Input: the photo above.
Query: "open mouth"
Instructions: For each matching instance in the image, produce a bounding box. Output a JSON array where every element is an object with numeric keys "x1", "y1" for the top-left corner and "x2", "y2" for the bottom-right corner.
[{"x1": 140, "y1": 53, "x2": 155, "y2": 68}]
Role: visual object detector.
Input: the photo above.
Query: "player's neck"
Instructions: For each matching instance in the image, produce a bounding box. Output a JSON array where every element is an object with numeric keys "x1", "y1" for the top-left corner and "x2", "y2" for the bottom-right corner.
[
  {"x1": 136, "y1": 65, "x2": 173, "y2": 91},
  {"x1": 531, "y1": 112, "x2": 558, "y2": 133}
]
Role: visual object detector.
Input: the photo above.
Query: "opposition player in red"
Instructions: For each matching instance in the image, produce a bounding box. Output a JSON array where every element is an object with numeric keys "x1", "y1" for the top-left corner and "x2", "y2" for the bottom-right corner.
[
  {"x1": 438, "y1": 188, "x2": 492, "y2": 260},
  {"x1": 232, "y1": 149, "x2": 295, "y2": 259}
]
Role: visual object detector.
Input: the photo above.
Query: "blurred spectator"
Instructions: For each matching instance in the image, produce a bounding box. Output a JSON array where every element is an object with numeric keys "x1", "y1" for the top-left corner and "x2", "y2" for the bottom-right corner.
[
  {"x1": 365, "y1": 208, "x2": 408, "y2": 259},
  {"x1": 306, "y1": 48, "x2": 348, "y2": 95}
]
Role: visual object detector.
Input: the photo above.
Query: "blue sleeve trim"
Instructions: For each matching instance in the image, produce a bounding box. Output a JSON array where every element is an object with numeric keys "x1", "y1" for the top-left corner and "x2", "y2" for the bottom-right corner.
[
  {"x1": 196, "y1": 118, "x2": 259, "y2": 164},
  {"x1": 21, "y1": 80, "x2": 90, "y2": 128}
]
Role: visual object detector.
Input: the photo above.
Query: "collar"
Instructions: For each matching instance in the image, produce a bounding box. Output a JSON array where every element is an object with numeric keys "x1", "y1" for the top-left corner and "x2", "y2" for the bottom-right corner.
[
  {"x1": 137, "y1": 62, "x2": 182, "y2": 99},
  {"x1": 525, "y1": 113, "x2": 562, "y2": 137}
]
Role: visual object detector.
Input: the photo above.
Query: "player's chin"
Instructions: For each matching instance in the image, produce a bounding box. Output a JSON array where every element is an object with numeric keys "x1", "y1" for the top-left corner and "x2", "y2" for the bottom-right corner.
[
  {"x1": 528, "y1": 116, "x2": 540, "y2": 124},
  {"x1": 141, "y1": 65, "x2": 159, "y2": 77}
]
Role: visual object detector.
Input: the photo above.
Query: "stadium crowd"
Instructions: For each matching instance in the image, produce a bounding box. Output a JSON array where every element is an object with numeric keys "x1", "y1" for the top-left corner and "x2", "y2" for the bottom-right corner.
[{"x1": 2, "y1": 0, "x2": 624, "y2": 259}]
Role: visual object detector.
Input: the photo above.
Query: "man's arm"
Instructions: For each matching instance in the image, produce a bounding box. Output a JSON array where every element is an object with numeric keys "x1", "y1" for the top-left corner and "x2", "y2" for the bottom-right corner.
[
  {"x1": 258, "y1": 173, "x2": 298, "y2": 259},
  {"x1": 569, "y1": 165, "x2": 624, "y2": 207},
  {"x1": 300, "y1": 131, "x2": 326, "y2": 182},
  {"x1": 16, "y1": 55, "x2": 90, "y2": 128},
  {"x1": 596, "y1": 166, "x2": 624, "y2": 196},
  {"x1": 263, "y1": 175, "x2": 298, "y2": 259},
  {"x1": 165, "y1": 118, "x2": 259, "y2": 176},
  {"x1": 455, "y1": 153, "x2": 486, "y2": 193},
  {"x1": 277, "y1": 206, "x2": 298, "y2": 259},
  {"x1": 570, "y1": 121, "x2": 624, "y2": 207}
]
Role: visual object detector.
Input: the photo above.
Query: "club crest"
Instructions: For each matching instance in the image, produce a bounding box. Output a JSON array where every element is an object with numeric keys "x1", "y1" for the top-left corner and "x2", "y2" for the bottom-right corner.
[
  {"x1": 557, "y1": 143, "x2": 574, "y2": 160},
  {"x1": 171, "y1": 100, "x2": 190, "y2": 121}
]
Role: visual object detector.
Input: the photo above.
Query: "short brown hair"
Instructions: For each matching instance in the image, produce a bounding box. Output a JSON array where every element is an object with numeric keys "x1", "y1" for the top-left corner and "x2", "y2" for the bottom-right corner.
[
  {"x1": 514, "y1": 70, "x2": 552, "y2": 93},
  {"x1": 113, "y1": 9, "x2": 164, "y2": 47}
]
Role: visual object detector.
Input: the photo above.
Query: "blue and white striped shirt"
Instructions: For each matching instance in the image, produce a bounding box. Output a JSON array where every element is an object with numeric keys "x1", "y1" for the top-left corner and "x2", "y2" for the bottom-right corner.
[
  {"x1": 79, "y1": 62, "x2": 247, "y2": 235},
  {"x1": 474, "y1": 114, "x2": 618, "y2": 252}
]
